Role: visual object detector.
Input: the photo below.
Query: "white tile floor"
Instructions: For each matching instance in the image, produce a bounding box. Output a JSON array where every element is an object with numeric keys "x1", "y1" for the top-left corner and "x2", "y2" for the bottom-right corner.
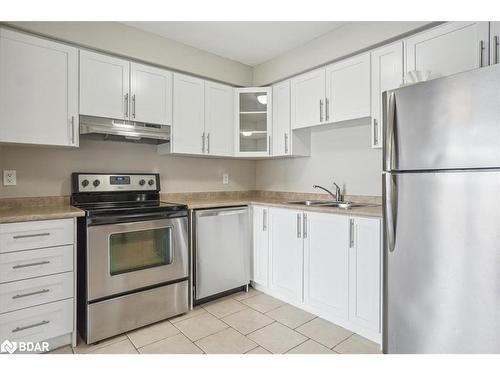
[{"x1": 49, "y1": 288, "x2": 381, "y2": 354}]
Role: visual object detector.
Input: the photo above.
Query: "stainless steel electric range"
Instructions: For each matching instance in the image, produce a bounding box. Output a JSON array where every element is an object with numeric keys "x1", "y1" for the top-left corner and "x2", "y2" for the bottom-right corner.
[{"x1": 71, "y1": 173, "x2": 189, "y2": 344}]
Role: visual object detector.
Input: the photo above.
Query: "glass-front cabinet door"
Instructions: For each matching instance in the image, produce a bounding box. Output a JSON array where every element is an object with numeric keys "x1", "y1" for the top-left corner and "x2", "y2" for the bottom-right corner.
[{"x1": 235, "y1": 87, "x2": 272, "y2": 157}]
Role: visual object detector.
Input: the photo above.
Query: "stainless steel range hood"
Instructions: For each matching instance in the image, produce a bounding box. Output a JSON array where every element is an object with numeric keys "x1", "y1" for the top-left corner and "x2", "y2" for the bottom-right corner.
[{"x1": 79, "y1": 115, "x2": 170, "y2": 145}]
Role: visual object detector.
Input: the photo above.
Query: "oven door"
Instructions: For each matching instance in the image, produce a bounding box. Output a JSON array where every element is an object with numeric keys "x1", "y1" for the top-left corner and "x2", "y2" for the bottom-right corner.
[{"x1": 87, "y1": 217, "x2": 188, "y2": 301}]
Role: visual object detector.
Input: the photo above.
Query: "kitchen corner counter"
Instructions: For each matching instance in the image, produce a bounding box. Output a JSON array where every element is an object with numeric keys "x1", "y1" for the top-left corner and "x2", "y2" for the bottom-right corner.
[
  {"x1": 0, "y1": 196, "x2": 85, "y2": 223},
  {"x1": 161, "y1": 192, "x2": 383, "y2": 218}
]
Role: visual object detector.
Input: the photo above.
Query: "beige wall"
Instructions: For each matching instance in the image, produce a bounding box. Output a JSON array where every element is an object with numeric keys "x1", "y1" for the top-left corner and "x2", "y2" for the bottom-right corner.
[
  {"x1": 0, "y1": 140, "x2": 256, "y2": 198},
  {"x1": 253, "y1": 21, "x2": 434, "y2": 85},
  {"x1": 6, "y1": 22, "x2": 253, "y2": 86},
  {"x1": 256, "y1": 120, "x2": 382, "y2": 196}
]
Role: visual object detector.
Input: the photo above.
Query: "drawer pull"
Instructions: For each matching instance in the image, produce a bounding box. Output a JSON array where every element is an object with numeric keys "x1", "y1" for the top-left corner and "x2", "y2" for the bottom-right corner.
[
  {"x1": 12, "y1": 289, "x2": 50, "y2": 299},
  {"x1": 12, "y1": 320, "x2": 50, "y2": 333},
  {"x1": 12, "y1": 260, "x2": 50, "y2": 269},
  {"x1": 13, "y1": 232, "x2": 50, "y2": 239}
]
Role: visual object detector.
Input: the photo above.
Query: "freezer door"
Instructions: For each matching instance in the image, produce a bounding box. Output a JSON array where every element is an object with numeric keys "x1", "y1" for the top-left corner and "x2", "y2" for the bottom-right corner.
[
  {"x1": 383, "y1": 65, "x2": 500, "y2": 172},
  {"x1": 383, "y1": 170, "x2": 500, "y2": 353},
  {"x1": 195, "y1": 207, "x2": 250, "y2": 300}
]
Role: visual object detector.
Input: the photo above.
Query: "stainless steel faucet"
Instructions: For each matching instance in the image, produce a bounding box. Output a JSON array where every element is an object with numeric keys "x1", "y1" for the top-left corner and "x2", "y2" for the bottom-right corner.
[{"x1": 313, "y1": 183, "x2": 343, "y2": 202}]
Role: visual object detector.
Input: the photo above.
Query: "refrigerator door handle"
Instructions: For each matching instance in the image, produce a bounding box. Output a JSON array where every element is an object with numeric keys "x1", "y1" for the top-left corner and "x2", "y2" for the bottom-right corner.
[
  {"x1": 385, "y1": 173, "x2": 398, "y2": 252},
  {"x1": 384, "y1": 92, "x2": 397, "y2": 171}
]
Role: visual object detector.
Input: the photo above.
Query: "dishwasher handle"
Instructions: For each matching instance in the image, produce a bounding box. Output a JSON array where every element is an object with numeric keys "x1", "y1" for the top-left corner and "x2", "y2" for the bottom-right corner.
[{"x1": 196, "y1": 207, "x2": 248, "y2": 217}]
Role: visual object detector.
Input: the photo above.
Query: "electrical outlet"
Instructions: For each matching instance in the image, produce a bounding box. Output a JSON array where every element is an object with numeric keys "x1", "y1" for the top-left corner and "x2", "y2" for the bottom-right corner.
[
  {"x1": 3, "y1": 170, "x2": 16, "y2": 186},
  {"x1": 222, "y1": 173, "x2": 229, "y2": 185}
]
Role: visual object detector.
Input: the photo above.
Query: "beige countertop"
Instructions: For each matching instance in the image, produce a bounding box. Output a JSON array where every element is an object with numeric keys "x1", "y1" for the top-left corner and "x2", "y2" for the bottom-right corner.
[
  {"x1": 162, "y1": 192, "x2": 382, "y2": 218},
  {"x1": 0, "y1": 197, "x2": 85, "y2": 224}
]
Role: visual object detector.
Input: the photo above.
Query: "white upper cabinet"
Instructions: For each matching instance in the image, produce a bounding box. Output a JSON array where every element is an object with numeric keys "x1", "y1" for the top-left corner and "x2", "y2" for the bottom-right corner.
[
  {"x1": 490, "y1": 22, "x2": 500, "y2": 65},
  {"x1": 348, "y1": 217, "x2": 381, "y2": 333},
  {"x1": 272, "y1": 80, "x2": 291, "y2": 156},
  {"x1": 290, "y1": 68, "x2": 325, "y2": 129},
  {"x1": 172, "y1": 73, "x2": 205, "y2": 155},
  {"x1": 80, "y1": 50, "x2": 130, "y2": 120},
  {"x1": 268, "y1": 207, "x2": 303, "y2": 303},
  {"x1": 304, "y1": 212, "x2": 349, "y2": 320},
  {"x1": 370, "y1": 42, "x2": 404, "y2": 149},
  {"x1": 235, "y1": 87, "x2": 272, "y2": 157},
  {"x1": 325, "y1": 53, "x2": 371, "y2": 124},
  {"x1": 0, "y1": 29, "x2": 78, "y2": 147},
  {"x1": 130, "y1": 62, "x2": 172, "y2": 125},
  {"x1": 205, "y1": 81, "x2": 234, "y2": 157},
  {"x1": 252, "y1": 206, "x2": 269, "y2": 287},
  {"x1": 405, "y1": 22, "x2": 489, "y2": 81}
]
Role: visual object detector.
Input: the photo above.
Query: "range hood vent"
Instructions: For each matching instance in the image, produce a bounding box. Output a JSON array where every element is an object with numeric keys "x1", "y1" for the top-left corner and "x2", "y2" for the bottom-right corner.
[{"x1": 79, "y1": 115, "x2": 170, "y2": 145}]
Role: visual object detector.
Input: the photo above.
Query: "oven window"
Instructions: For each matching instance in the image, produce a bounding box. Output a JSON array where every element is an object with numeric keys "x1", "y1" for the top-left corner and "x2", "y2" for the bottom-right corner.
[{"x1": 109, "y1": 227, "x2": 172, "y2": 275}]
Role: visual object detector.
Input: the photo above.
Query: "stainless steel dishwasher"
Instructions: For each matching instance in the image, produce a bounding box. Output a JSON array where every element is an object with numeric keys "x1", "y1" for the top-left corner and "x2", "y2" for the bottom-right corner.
[{"x1": 194, "y1": 206, "x2": 250, "y2": 302}]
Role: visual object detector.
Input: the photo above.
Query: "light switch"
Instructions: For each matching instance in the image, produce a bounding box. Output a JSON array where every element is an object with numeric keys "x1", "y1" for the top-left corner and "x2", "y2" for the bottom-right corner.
[
  {"x1": 222, "y1": 173, "x2": 229, "y2": 185},
  {"x1": 3, "y1": 170, "x2": 16, "y2": 186}
]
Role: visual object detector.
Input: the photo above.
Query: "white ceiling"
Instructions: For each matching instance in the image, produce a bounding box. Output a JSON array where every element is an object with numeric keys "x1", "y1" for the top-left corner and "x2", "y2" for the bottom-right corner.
[{"x1": 123, "y1": 21, "x2": 346, "y2": 66}]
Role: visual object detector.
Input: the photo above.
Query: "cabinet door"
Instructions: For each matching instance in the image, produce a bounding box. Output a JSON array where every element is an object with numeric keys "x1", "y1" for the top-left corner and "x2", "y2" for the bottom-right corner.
[
  {"x1": 304, "y1": 212, "x2": 349, "y2": 320},
  {"x1": 268, "y1": 208, "x2": 303, "y2": 303},
  {"x1": 325, "y1": 53, "x2": 371, "y2": 123},
  {"x1": 80, "y1": 50, "x2": 130, "y2": 120},
  {"x1": 348, "y1": 217, "x2": 381, "y2": 332},
  {"x1": 0, "y1": 29, "x2": 78, "y2": 147},
  {"x1": 252, "y1": 206, "x2": 269, "y2": 287},
  {"x1": 272, "y1": 80, "x2": 291, "y2": 156},
  {"x1": 130, "y1": 62, "x2": 172, "y2": 125},
  {"x1": 490, "y1": 22, "x2": 500, "y2": 66},
  {"x1": 370, "y1": 42, "x2": 403, "y2": 148},
  {"x1": 205, "y1": 81, "x2": 234, "y2": 156},
  {"x1": 172, "y1": 73, "x2": 205, "y2": 155},
  {"x1": 405, "y1": 22, "x2": 489, "y2": 81},
  {"x1": 290, "y1": 68, "x2": 325, "y2": 129}
]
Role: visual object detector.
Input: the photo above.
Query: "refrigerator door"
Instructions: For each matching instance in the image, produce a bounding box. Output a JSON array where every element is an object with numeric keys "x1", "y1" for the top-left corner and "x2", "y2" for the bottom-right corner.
[
  {"x1": 383, "y1": 65, "x2": 500, "y2": 172},
  {"x1": 383, "y1": 170, "x2": 500, "y2": 353}
]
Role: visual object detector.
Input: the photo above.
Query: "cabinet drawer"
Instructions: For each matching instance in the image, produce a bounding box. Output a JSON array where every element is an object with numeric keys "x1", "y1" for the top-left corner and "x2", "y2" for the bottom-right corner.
[
  {"x1": 0, "y1": 219, "x2": 74, "y2": 253},
  {"x1": 0, "y1": 298, "x2": 73, "y2": 343},
  {"x1": 0, "y1": 245, "x2": 73, "y2": 283},
  {"x1": 0, "y1": 272, "x2": 73, "y2": 314}
]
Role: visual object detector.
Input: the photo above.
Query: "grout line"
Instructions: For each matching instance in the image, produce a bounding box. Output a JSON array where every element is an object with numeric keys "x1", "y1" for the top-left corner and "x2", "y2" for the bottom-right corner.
[
  {"x1": 330, "y1": 333, "x2": 356, "y2": 350},
  {"x1": 74, "y1": 335, "x2": 129, "y2": 354}
]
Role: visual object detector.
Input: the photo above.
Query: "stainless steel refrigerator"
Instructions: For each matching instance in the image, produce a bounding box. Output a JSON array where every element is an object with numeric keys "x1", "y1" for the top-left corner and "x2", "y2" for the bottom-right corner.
[{"x1": 382, "y1": 65, "x2": 500, "y2": 353}]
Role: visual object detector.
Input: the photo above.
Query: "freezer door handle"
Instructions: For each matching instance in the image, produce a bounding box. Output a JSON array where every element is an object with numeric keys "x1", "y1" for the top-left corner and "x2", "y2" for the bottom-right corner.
[
  {"x1": 384, "y1": 92, "x2": 397, "y2": 171},
  {"x1": 385, "y1": 173, "x2": 398, "y2": 252}
]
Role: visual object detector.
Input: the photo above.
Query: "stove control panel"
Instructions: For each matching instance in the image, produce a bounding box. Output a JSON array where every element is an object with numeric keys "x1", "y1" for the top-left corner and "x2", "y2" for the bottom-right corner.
[{"x1": 74, "y1": 174, "x2": 159, "y2": 192}]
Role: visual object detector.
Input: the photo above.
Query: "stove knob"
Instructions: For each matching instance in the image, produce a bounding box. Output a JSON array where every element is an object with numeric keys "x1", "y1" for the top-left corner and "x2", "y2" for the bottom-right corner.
[
  {"x1": 81, "y1": 179, "x2": 89, "y2": 187},
  {"x1": 139, "y1": 179, "x2": 146, "y2": 186},
  {"x1": 148, "y1": 179, "x2": 155, "y2": 186},
  {"x1": 93, "y1": 179, "x2": 100, "y2": 187}
]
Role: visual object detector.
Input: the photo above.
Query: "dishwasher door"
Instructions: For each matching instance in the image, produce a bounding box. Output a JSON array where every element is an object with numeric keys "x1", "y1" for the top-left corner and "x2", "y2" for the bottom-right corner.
[{"x1": 194, "y1": 206, "x2": 250, "y2": 301}]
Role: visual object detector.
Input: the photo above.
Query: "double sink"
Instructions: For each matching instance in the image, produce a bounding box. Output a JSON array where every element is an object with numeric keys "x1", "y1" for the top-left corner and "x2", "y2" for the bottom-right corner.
[{"x1": 287, "y1": 200, "x2": 378, "y2": 209}]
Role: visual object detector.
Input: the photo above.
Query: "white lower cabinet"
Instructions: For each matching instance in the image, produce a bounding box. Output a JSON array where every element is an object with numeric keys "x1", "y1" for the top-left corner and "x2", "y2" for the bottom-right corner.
[
  {"x1": 268, "y1": 208, "x2": 303, "y2": 303},
  {"x1": 252, "y1": 206, "x2": 381, "y2": 343}
]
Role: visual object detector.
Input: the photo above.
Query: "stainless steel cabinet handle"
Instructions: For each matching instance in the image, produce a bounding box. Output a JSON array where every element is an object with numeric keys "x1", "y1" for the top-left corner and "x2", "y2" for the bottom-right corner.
[
  {"x1": 70, "y1": 116, "x2": 75, "y2": 144},
  {"x1": 478, "y1": 40, "x2": 484, "y2": 67},
  {"x1": 319, "y1": 99, "x2": 324, "y2": 122},
  {"x1": 202, "y1": 132, "x2": 205, "y2": 153},
  {"x1": 303, "y1": 213, "x2": 307, "y2": 238},
  {"x1": 12, "y1": 320, "x2": 50, "y2": 333},
  {"x1": 132, "y1": 94, "x2": 136, "y2": 118},
  {"x1": 269, "y1": 135, "x2": 272, "y2": 155},
  {"x1": 349, "y1": 219, "x2": 354, "y2": 248},
  {"x1": 373, "y1": 118, "x2": 378, "y2": 146},
  {"x1": 384, "y1": 92, "x2": 396, "y2": 171},
  {"x1": 325, "y1": 98, "x2": 329, "y2": 122},
  {"x1": 296, "y1": 213, "x2": 302, "y2": 238},
  {"x1": 263, "y1": 209, "x2": 267, "y2": 231},
  {"x1": 385, "y1": 173, "x2": 398, "y2": 253},
  {"x1": 207, "y1": 133, "x2": 210, "y2": 154},
  {"x1": 495, "y1": 36, "x2": 499, "y2": 65},
  {"x1": 13, "y1": 232, "x2": 50, "y2": 239},
  {"x1": 124, "y1": 93, "x2": 129, "y2": 117},
  {"x1": 12, "y1": 289, "x2": 50, "y2": 299},
  {"x1": 284, "y1": 133, "x2": 289, "y2": 154},
  {"x1": 12, "y1": 260, "x2": 50, "y2": 269}
]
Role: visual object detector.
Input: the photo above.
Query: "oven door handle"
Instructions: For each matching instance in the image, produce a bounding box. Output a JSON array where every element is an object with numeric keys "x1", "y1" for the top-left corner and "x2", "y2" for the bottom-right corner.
[{"x1": 87, "y1": 211, "x2": 185, "y2": 225}]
